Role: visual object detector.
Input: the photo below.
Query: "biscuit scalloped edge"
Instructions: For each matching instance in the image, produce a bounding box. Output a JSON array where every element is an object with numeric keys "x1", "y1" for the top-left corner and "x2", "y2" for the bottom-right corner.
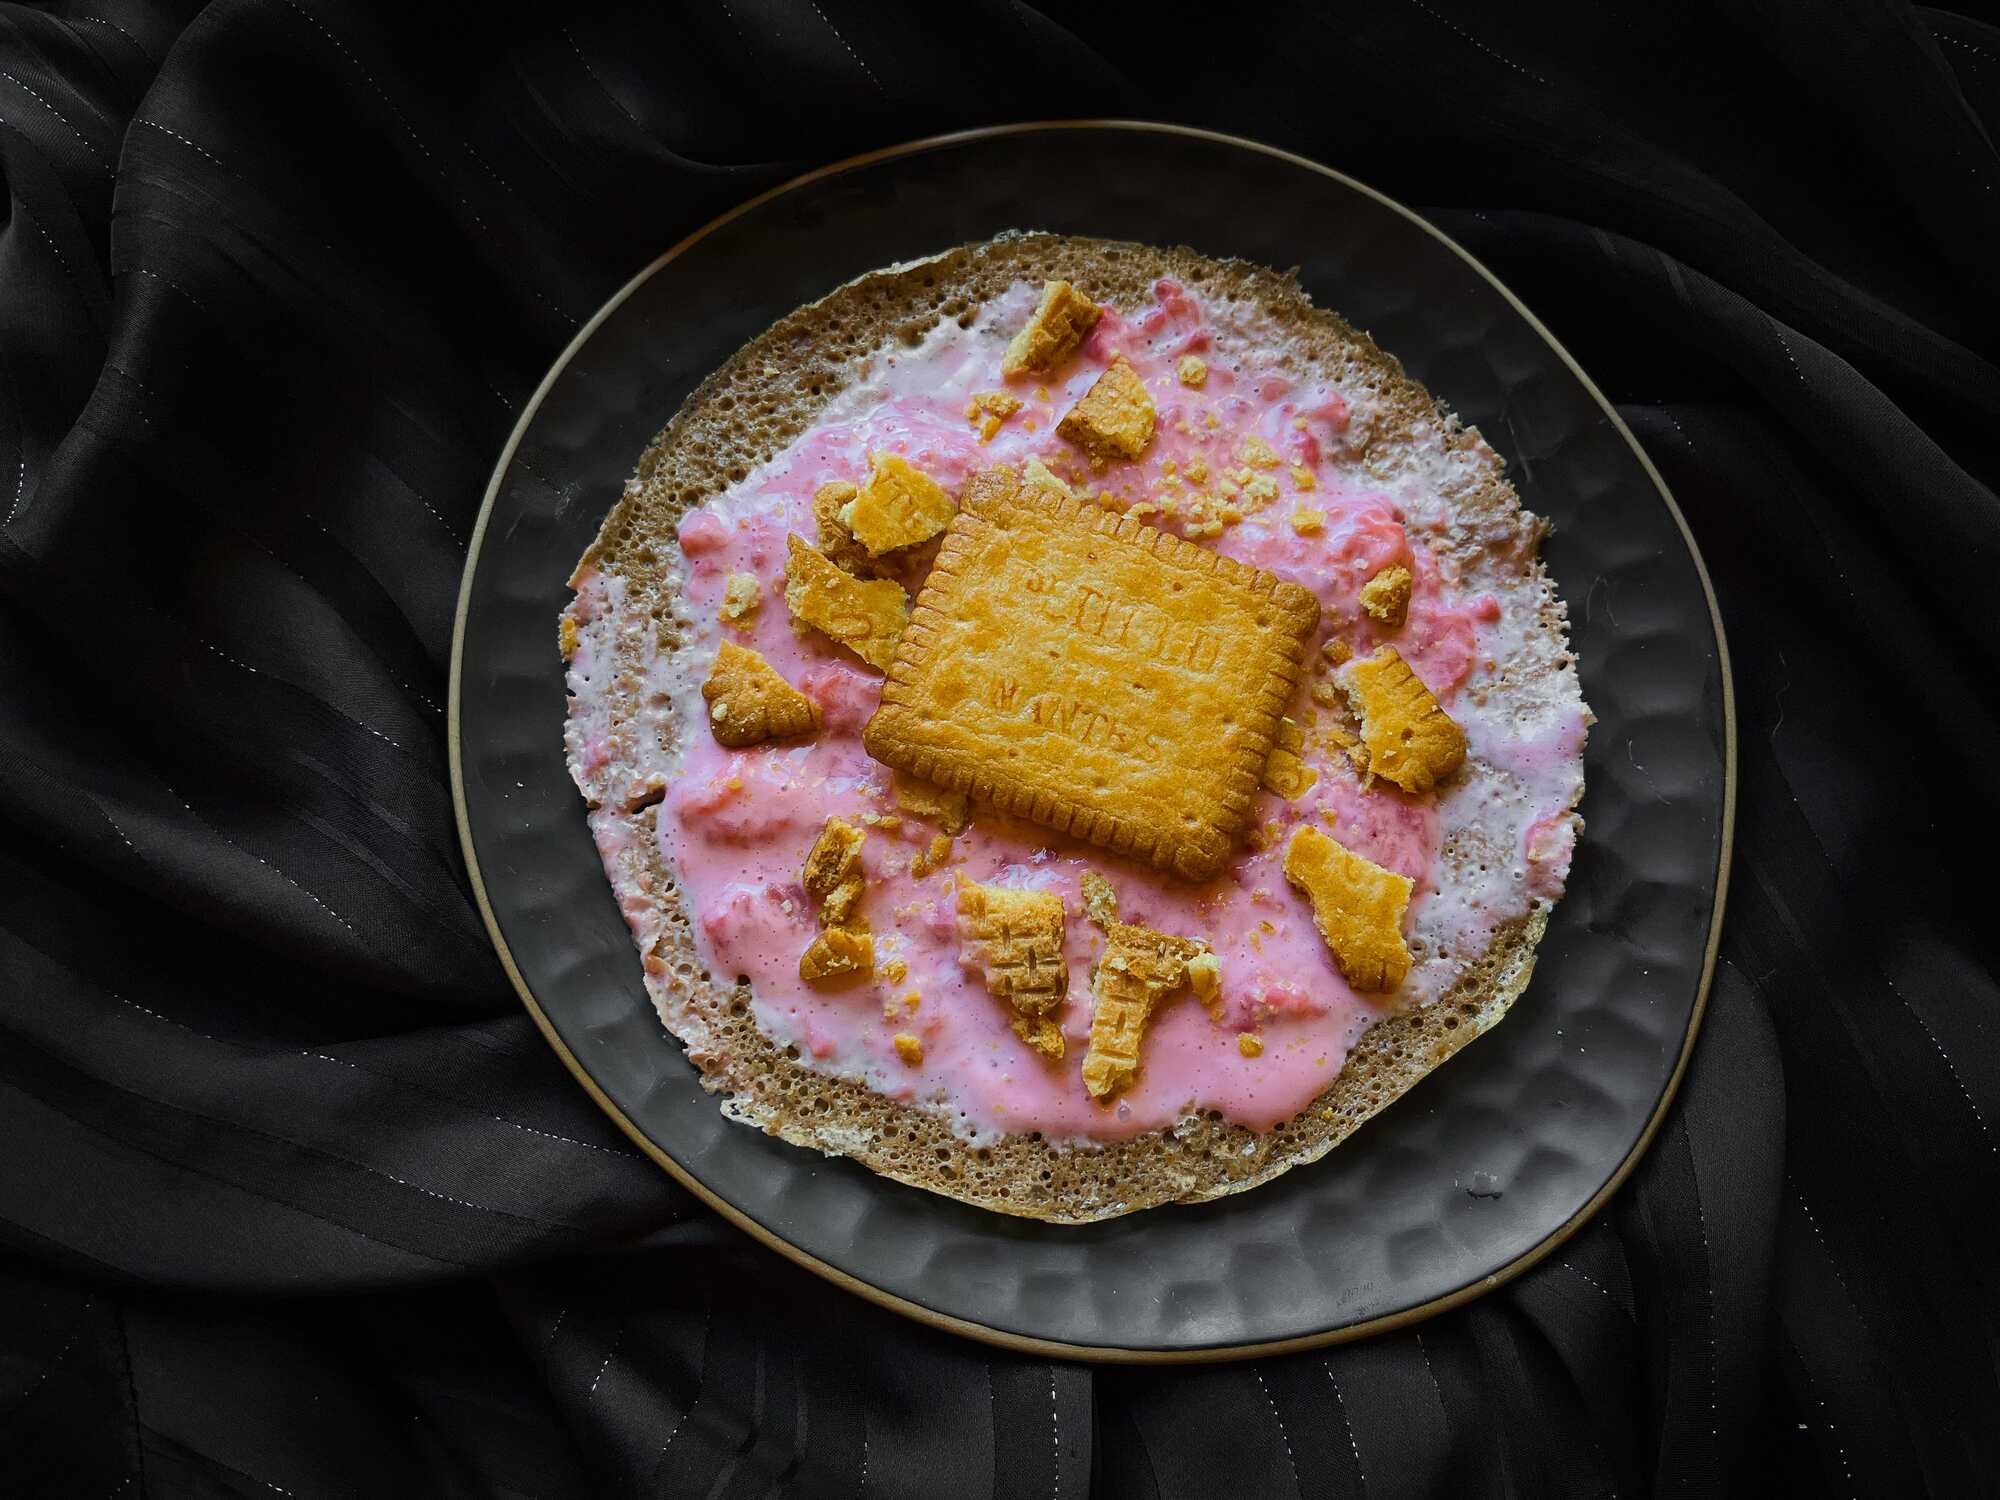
[{"x1": 866, "y1": 487, "x2": 1316, "y2": 881}]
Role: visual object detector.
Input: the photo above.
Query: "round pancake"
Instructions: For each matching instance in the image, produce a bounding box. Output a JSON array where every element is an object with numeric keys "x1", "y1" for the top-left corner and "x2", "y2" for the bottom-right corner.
[{"x1": 561, "y1": 234, "x2": 1585, "y2": 1223}]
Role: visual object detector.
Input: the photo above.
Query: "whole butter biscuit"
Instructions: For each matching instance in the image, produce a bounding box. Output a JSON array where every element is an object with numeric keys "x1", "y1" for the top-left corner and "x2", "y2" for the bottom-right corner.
[{"x1": 863, "y1": 466, "x2": 1320, "y2": 881}]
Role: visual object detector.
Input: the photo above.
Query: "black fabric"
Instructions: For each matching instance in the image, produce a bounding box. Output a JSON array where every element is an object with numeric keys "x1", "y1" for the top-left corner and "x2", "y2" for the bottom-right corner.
[{"x1": 2, "y1": 0, "x2": 1995, "y2": 1493}]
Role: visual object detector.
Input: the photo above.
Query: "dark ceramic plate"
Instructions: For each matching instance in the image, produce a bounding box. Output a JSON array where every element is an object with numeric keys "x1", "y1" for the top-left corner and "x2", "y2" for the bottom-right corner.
[{"x1": 450, "y1": 123, "x2": 1733, "y2": 1361}]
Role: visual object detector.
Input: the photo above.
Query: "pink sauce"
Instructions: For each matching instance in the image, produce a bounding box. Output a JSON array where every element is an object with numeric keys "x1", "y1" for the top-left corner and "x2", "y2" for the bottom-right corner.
[{"x1": 625, "y1": 277, "x2": 1583, "y2": 1144}]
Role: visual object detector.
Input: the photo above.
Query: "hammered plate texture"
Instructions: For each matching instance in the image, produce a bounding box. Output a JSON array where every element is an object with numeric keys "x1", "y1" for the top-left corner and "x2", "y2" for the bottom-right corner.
[{"x1": 452, "y1": 125, "x2": 1729, "y2": 1357}]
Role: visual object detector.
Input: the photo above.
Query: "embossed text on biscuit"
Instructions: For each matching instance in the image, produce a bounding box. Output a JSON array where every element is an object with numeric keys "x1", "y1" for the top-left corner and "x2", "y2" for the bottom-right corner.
[{"x1": 862, "y1": 466, "x2": 1320, "y2": 881}]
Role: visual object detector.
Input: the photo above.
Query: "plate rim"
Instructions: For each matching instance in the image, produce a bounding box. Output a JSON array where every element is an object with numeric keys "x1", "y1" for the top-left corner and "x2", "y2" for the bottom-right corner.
[{"x1": 447, "y1": 119, "x2": 1737, "y2": 1365}]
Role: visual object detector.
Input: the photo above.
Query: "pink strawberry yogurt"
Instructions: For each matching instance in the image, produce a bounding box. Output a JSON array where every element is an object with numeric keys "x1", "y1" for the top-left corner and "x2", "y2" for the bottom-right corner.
[{"x1": 573, "y1": 277, "x2": 1587, "y2": 1147}]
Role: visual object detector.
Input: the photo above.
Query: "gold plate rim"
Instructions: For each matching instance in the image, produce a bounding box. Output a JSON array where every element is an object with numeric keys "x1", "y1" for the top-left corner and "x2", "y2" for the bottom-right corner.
[{"x1": 447, "y1": 119, "x2": 1736, "y2": 1365}]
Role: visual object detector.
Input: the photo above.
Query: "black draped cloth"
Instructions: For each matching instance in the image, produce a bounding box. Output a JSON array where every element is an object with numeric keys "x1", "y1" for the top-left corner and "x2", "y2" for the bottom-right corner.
[{"x1": 3, "y1": 2, "x2": 1996, "y2": 1494}]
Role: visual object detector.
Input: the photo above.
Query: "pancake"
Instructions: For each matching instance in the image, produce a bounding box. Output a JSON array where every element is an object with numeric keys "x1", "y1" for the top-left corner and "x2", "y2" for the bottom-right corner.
[{"x1": 560, "y1": 234, "x2": 1589, "y2": 1223}]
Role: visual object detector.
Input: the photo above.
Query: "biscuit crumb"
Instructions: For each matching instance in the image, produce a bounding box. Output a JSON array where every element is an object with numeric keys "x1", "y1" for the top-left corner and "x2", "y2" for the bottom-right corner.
[
  {"x1": 800, "y1": 926, "x2": 874, "y2": 983},
  {"x1": 1238, "y1": 1033, "x2": 1264, "y2": 1058},
  {"x1": 1321, "y1": 637, "x2": 1353, "y2": 666},
  {"x1": 1186, "y1": 458, "x2": 1209, "y2": 483},
  {"x1": 1359, "y1": 564, "x2": 1413, "y2": 629},
  {"x1": 1187, "y1": 951, "x2": 1222, "y2": 1005},
  {"x1": 783, "y1": 534, "x2": 908, "y2": 670},
  {"x1": 958, "y1": 881, "x2": 1069, "y2": 1060},
  {"x1": 1176, "y1": 355, "x2": 1207, "y2": 388},
  {"x1": 968, "y1": 389, "x2": 1024, "y2": 443},
  {"x1": 719, "y1": 570, "x2": 761, "y2": 623},
  {"x1": 558, "y1": 615, "x2": 580, "y2": 659},
  {"x1": 893, "y1": 1033, "x2": 924, "y2": 1065},
  {"x1": 1290, "y1": 464, "x2": 1317, "y2": 491},
  {"x1": 1260, "y1": 717, "x2": 1319, "y2": 800},
  {"x1": 1342, "y1": 646, "x2": 1466, "y2": 794},
  {"x1": 1082, "y1": 920, "x2": 1207, "y2": 1098},
  {"x1": 1056, "y1": 357, "x2": 1156, "y2": 461},
  {"x1": 1241, "y1": 435, "x2": 1281, "y2": 469},
  {"x1": 1290, "y1": 508, "x2": 1326, "y2": 535},
  {"x1": 1080, "y1": 871, "x2": 1119, "y2": 927},
  {"x1": 700, "y1": 641, "x2": 821, "y2": 748},
  {"x1": 882, "y1": 957, "x2": 909, "y2": 985},
  {"x1": 1003, "y1": 280, "x2": 1101, "y2": 376},
  {"x1": 1283, "y1": 825, "x2": 1413, "y2": 991},
  {"x1": 842, "y1": 453, "x2": 955, "y2": 556},
  {"x1": 891, "y1": 771, "x2": 970, "y2": 834},
  {"x1": 970, "y1": 389, "x2": 1023, "y2": 418}
]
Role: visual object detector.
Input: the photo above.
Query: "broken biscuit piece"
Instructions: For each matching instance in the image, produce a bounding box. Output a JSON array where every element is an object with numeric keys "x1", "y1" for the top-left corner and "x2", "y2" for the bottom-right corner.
[
  {"x1": 1003, "y1": 279, "x2": 1102, "y2": 377},
  {"x1": 1283, "y1": 825, "x2": 1413, "y2": 992},
  {"x1": 842, "y1": 452, "x2": 956, "y2": 556},
  {"x1": 891, "y1": 770, "x2": 970, "y2": 834},
  {"x1": 812, "y1": 480, "x2": 880, "y2": 577},
  {"x1": 784, "y1": 534, "x2": 908, "y2": 671},
  {"x1": 1057, "y1": 357, "x2": 1156, "y2": 461},
  {"x1": 1359, "y1": 564, "x2": 1412, "y2": 629},
  {"x1": 800, "y1": 926, "x2": 874, "y2": 983},
  {"x1": 1341, "y1": 646, "x2": 1466, "y2": 794},
  {"x1": 1260, "y1": 716, "x2": 1319, "y2": 801},
  {"x1": 701, "y1": 641, "x2": 821, "y2": 748},
  {"x1": 910, "y1": 832, "x2": 953, "y2": 878},
  {"x1": 799, "y1": 816, "x2": 873, "y2": 984},
  {"x1": 1082, "y1": 919, "x2": 1208, "y2": 1098},
  {"x1": 802, "y1": 815, "x2": 868, "y2": 930},
  {"x1": 957, "y1": 881, "x2": 1070, "y2": 1060}
]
